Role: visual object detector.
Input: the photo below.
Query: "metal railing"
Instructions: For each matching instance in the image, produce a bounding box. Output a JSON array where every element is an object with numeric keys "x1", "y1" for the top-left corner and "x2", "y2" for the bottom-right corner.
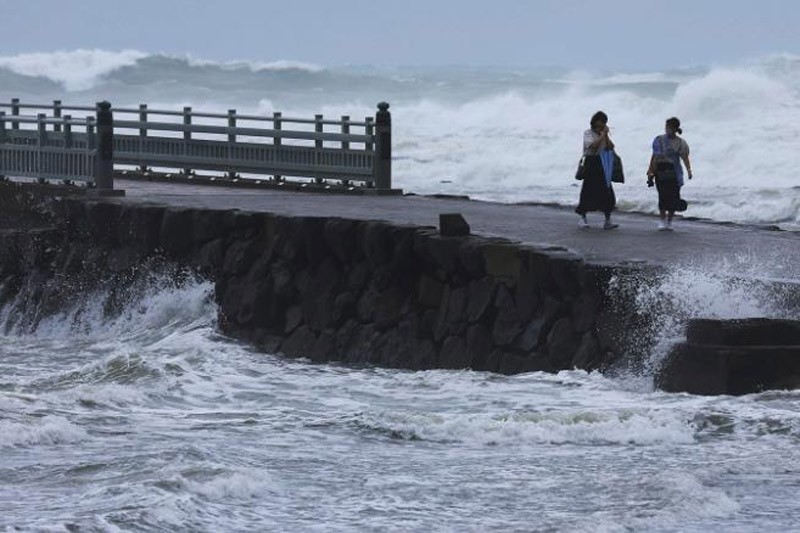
[
  {"x1": 0, "y1": 110, "x2": 101, "y2": 185},
  {"x1": 0, "y1": 98, "x2": 392, "y2": 190}
]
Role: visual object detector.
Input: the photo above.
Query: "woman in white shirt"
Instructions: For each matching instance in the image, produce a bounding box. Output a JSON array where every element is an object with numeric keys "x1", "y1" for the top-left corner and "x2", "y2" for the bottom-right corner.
[{"x1": 576, "y1": 111, "x2": 619, "y2": 229}]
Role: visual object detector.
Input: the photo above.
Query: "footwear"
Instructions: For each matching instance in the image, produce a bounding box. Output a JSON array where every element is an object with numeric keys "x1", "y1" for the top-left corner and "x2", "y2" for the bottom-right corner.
[
  {"x1": 666, "y1": 219, "x2": 674, "y2": 231},
  {"x1": 578, "y1": 216, "x2": 589, "y2": 228},
  {"x1": 603, "y1": 221, "x2": 619, "y2": 230},
  {"x1": 657, "y1": 221, "x2": 669, "y2": 231}
]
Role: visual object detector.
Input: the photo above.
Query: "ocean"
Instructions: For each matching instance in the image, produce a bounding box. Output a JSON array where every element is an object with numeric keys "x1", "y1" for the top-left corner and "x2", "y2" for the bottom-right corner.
[{"x1": 1, "y1": 50, "x2": 800, "y2": 531}]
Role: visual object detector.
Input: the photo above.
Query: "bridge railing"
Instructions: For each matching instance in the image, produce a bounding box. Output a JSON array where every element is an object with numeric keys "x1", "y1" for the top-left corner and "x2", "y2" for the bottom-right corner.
[
  {"x1": 0, "y1": 98, "x2": 392, "y2": 190},
  {"x1": 0, "y1": 106, "x2": 108, "y2": 187}
]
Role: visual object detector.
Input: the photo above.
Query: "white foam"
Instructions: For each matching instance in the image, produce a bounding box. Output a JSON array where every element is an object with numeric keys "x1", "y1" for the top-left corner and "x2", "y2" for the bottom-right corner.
[
  {"x1": 358, "y1": 407, "x2": 696, "y2": 446},
  {"x1": 0, "y1": 49, "x2": 146, "y2": 91},
  {"x1": 0, "y1": 415, "x2": 88, "y2": 448}
]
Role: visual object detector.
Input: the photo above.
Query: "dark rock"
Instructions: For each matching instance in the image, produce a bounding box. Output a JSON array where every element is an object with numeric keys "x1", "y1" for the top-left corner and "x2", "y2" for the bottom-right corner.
[
  {"x1": 303, "y1": 291, "x2": 335, "y2": 332},
  {"x1": 130, "y1": 205, "x2": 164, "y2": 251},
  {"x1": 686, "y1": 318, "x2": 800, "y2": 347},
  {"x1": 458, "y1": 240, "x2": 486, "y2": 278},
  {"x1": 362, "y1": 221, "x2": 393, "y2": 268},
  {"x1": 196, "y1": 238, "x2": 226, "y2": 274},
  {"x1": 373, "y1": 287, "x2": 408, "y2": 331},
  {"x1": 160, "y1": 208, "x2": 195, "y2": 258},
  {"x1": 548, "y1": 251, "x2": 584, "y2": 299},
  {"x1": 439, "y1": 336, "x2": 469, "y2": 369},
  {"x1": 419, "y1": 234, "x2": 462, "y2": 273},
  {"x1": 307, "y1": 258, "x2": 342, "y2": 296},
  {"x1": 434, "y1": 285, "x2": 469, "y2": 341},
  {"x1": 547, "y1": 317, "x2": 581, "y2": 368},
  {"x1": 420, "y1": 308, "x2": 437, "y2": 339},
  {"x1": 482, "y1": 243, "x2": 521, "y2": 286},
  {"x1": 323, "y1": 218, "x2": 358, "y2": 263},
  {"x1": 466, "y1": 277, "x2": 496, "y2": 323},
  {"x1": 223, "y1": 238, "x2": 261, "y2": 277},
  {"x1": 439, "y1": 213, "x2": 470, "y2": 237},
  {"x1": 357, "y1": 288, "x2": 378, "y2": 323},
  {"x1": 492, "y1": 285, "x2": 522, "y2": 346},
  {"x1": 309, "y1": 329, "x2": 337, "y2": 362},
  {"x1": 572, "y1": 332, "x2": 602, "y2": 369},
  {"x1": 332, "y1": 292, "x2": 357, "y2": 327},
  {"x1": 417, "y1": 275, "x2": 445, "y2": 308},
  {"x1": 515, "y1": 266, "x2": 541, "y2": 323},
  {"x1": 284, "y1": 304, "x2": 303, "y2": 333},
  {"x1": 516, "y1": 315, "x2": 547, "y2": 353},
  {"x1": 281, "y1": 325, "x2": 317, "y2": 358},
  {"x1": 271, "y1": 262, "x2": 294, "y2": 298},
  {"x1": 466, "y1": 323, "x2": 494, "y2": 370},
  {"x1": 571, "y1": 290, "x2": 601, "y2": 334},
  {"x1": 86, "y1": 201, "x2": 121, "y2": 246},
  {"x1": 193, "y1": 209, "x2": 234, "y2": 243},
  {"x1": 346, "y1": 261, "x2": 370, "y2": 292}
]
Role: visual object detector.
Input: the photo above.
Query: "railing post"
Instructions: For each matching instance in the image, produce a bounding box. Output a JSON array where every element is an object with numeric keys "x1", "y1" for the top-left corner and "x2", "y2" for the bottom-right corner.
[
  {"x1": 273, "y1": 111, "x2": 282, "y2": 182},
  {"x1": 0, "y1": 112, "x2": 5, "y2": 181},
  {"x1": 227, "y1": 109, "x2": 237, "y2": 178},
  {"x1": 53, "y1": 100, "x2": 62, "y2": 132},
  {"x1": 373, "y1": 102, "x2": 391, "y2": 190},
  {"x1": 63, "y1": 115, "x2": 73, "y2": 148},
  {"x1": 95, "y1": 101, "x2": 114, "y2": 190},
  {"x1": 183, "y1": 106, "x2": 192, "y2": 175},
  {"x1": 340, "y1": 116, "x2": 351, "y2": 186},
  {"x1": 314, "y1": 114, "x2": 324, "y2": 184},
  {"x1": 341, "y1": 116, "x2": 350, "y2": 150},
  {"x1": 138, "y1": 104, "x2": 148, "y2": 173},
  {"x1": 365, "y1": 117, "x2": 374, "y2": 152},
  {"x1": 37, "y1": 114, "x2": 47, "y2": 183},
  {"x1": 86, "y1": 117, "x2": 96, "y2": 149},
  {"x1": 11, "y1": 98, "x2": 20, "y2": 130}
]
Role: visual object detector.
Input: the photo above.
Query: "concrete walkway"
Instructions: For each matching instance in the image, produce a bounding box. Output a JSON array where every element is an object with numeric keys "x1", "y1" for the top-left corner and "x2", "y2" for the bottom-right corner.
[{"x1": 112, "y1": 179, "x2": 800, "y2": 279}]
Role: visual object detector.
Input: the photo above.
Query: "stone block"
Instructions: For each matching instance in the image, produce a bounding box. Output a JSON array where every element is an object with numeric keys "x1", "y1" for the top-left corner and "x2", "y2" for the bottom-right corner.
[
  {"x1": 439, "y1": 213, "x2": 470, "y2": 237},
  {"x1": 482, "y1": 243, "x2": 521, "y2": 285},
  {"x1": 492, "y1": 285, "x2": 522, "y2": 346},
  {"x1": 323, "y1": 218, "x2": 358, "y2": 263},
  {"x1": 439, "y1": 336, "x2": 469, "y2": 369},
  {"x1": 466, "y1": 277, "x2": 496, "y2": 323},
  {"x1": 160, "y1": 207, "x2": 195, "y2": 258},
  {"x1": 546, "y1": 317, "x2": 581, "y2": 368}
]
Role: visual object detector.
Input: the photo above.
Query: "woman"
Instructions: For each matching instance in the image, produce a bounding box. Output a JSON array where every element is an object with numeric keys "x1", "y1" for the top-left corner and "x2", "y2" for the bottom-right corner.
[
  {"x1": 576, "y1": 111, "x2": 618, "y2": 229},
  {"x1": 647, "y1": 117, "x2": 692, "y2": 231}
]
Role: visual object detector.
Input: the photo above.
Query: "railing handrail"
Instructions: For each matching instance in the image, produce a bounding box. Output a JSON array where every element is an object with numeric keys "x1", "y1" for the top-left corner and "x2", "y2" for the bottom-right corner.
[
  {"x1": 0, "y1": 101, "x2": 371, "y2": 127},
  {"x1": 0, "y1": 113, "x2": 95, "y2": 126}
]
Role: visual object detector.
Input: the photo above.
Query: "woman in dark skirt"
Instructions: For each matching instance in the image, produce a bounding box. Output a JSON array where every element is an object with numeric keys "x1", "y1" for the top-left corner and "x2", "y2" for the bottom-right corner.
[
  {"x1": 647, "y1": 117, "x2": 692, "y2": 231},
  {"x1": 576, "y1": 111, "x2": 618, "y2": 229}
]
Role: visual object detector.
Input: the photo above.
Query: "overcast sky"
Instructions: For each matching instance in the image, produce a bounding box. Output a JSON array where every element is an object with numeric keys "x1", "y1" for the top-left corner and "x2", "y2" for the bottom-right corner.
[{"x1": 1, "y1": 0, "x2": 797, "y2": 69}]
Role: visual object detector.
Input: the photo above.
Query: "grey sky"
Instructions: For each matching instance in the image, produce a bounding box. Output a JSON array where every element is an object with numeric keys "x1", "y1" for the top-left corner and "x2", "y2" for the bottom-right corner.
[{"x1": 1, "y1": 0, "x2": 797, "y2": 69}]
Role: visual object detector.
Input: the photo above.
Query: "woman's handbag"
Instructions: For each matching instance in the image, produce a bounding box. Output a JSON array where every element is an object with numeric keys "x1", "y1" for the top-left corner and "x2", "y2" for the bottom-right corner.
[
  {"x1": 575, "y1": 156, "x2": 586, "y2": 180},
  {"x1": 611, "y1": 153, "x2": 624, "y2": 183}
]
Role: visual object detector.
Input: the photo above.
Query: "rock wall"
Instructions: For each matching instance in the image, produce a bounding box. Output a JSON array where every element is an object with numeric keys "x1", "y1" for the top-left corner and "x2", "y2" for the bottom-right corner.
[{"x1": 0, "y1": 192, "x2": 648, "y2": 374}]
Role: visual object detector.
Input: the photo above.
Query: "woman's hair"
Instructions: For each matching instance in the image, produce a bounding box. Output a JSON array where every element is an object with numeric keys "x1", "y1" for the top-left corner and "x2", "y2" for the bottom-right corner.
[
  {"x1": 666, "y1": 116, "x2": 683, "y2": 135},
  {"x1": 590, "y1": 111, "x2": 608, "y2": 128}
]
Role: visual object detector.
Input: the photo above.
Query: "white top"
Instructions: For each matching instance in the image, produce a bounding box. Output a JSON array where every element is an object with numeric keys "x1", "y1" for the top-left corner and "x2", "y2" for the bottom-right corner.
[{"x1": 583, "y1": 129, "x2": 608, "y2": 156}]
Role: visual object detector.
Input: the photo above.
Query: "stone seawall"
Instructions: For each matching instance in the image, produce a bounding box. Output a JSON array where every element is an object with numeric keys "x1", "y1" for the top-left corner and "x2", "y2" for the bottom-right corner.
[{"x1": 0, "y1": 191, "x2": 649, "y2": 374}]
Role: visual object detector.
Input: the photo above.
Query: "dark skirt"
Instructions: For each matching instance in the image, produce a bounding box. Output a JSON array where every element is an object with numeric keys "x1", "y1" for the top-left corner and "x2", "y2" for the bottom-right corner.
[
  {"x1": 655, "y1": 162, "x2": 682, "y2": 212},
  {"x1": 576, "y1": 155, "x2": 616, "y2": 215}
]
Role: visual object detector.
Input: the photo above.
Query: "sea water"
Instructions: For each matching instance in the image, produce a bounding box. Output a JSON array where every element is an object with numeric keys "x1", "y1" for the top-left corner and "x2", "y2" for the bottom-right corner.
[
  {"x1": 0, "y1": 270, "x2": 799, "y2": 531},
  {"x1": 0, "y1": 50, "x2": 798, "y2": 229},
  {"x1": 2, "y1": 50, "x2": 800, "y2": 531}
]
